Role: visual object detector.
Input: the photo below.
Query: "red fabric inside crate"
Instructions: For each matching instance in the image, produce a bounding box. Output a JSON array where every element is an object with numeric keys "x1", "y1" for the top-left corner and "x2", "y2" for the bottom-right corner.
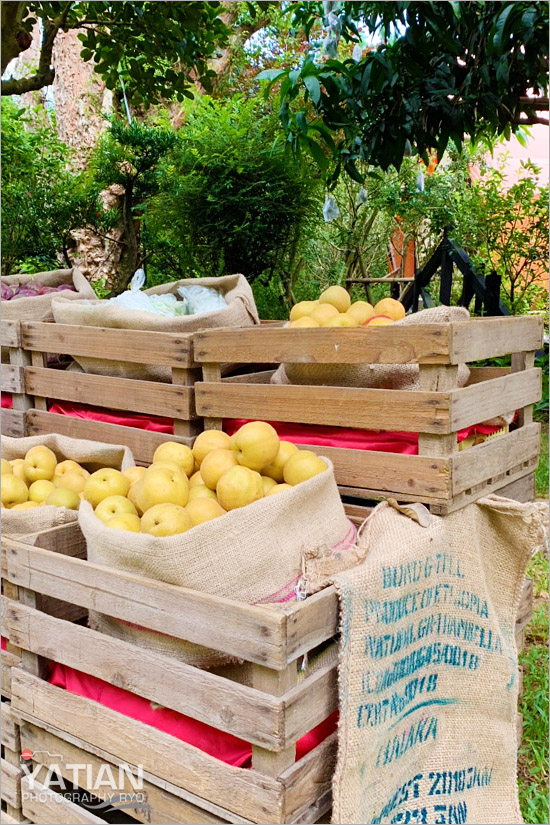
[
  {"x1": 2, "y1": 393, "x2": 13, "y2": 409},
  {"x1": 6, "y1": 395, "x2": 506, "y2": 451}
]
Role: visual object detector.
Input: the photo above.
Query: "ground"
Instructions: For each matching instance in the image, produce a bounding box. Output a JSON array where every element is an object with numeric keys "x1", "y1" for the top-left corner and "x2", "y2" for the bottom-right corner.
[{"x1": 518, "y1": 436, "x2": 549, "y2": 824}]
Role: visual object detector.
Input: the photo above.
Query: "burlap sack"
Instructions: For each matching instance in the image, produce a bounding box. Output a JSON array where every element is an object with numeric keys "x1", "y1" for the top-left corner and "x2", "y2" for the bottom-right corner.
[
  {"x1": 79, "y1": 458, "x2": 355, "y2": 668},
  {"x1": 1, "y1": 268, "x2": 95, "y2": 322},
  {"x1": 51, "y1": 274, "x2": 259, "y2": 381},
  {"x1": 274, "y1": 306, "x2": 471, "y2": 390},
  {"x1": 331, "y1": 495, "x2": 546, "y2": 825},
  {"x1": 2, "y1": 434, "x2": 134, "y2": 537}
]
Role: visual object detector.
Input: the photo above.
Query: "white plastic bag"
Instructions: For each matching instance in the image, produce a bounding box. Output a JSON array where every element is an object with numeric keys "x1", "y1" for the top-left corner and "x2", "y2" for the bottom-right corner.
[{"x1": 177, "y1": 285, "x2": 227, "y2": 315}]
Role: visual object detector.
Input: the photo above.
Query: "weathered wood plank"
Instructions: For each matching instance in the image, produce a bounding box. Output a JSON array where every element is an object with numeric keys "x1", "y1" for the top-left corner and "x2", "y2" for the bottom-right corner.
[
  {"x1": 283, "y1": 665, "x2": 338, "y2": 746},
  {"x1": 283, "y1": 588, "x2": 339, "y2": 665},
  {"x1": 8, "y1": 601, "x2": 287, "y2": 749},
  {"x1": 193, "y1": 326, "x2": 452, "y2": 365},
  {"x1": 449, "y1": 369, "x2": 541, "y2": 431},
  {"x1": 1, "y1": 649, "x2": 19, "y2": 699},
  {"x1": 25, "y1": 367, "x2": 195, "y2": 420},
  {"x1": 196, "y1": 383, "x2": 451, "y2": 433},
  {"x1": 1, "y1": 365, "x2": 24, "y2": 394},
  {"x1": 1, "y1": 320, "x2": 21, "y2": 348},
  {"x1": 21, "y1": 777, "x2": 108, "y2": 824},
  {"x1": 281, "y1": 734, "x2": 337, "y2": 823},
  {"x1": 25, "y1": 410, "x2": 193, "y2": 465},
  {"x1": 21, "y1": 322, "x2": 193, "y2": 367},
  {"x1": 451, "y1": 423, "x2": 540, "y2": 495},
  {"x1": 11, "y1": 672, "x2": 284, "y2": 824},
  {"x1": 19, "y1": 723, "x2": 231, "y2": 825},
  {"x1": 495, "y1": 472, "x2": 535, "y2": 503},
  {"x1": 6, "y1": 540, "x2": 289, "y2": 668},
  {"x1": 1, "y1": 758, "x2": 23, "y2": 808},
  {"x1": 1, "y1": 409, "x2": 26, "y2": 438},
  {"x1": 1, "y1": 704, "x2": 20, "y2": 753},
  {"x1": 450, "y1": 316, "x2": 543, "y2": 363}
]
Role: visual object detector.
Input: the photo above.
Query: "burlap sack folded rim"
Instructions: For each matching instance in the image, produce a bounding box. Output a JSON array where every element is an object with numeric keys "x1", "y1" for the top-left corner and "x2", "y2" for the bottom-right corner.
[
  {"x1": 2, "y1": 433, "x2": 134, "y2": 537},
  {"x1": 1, "y1": 267, "x2": 95, "y2": 322}
]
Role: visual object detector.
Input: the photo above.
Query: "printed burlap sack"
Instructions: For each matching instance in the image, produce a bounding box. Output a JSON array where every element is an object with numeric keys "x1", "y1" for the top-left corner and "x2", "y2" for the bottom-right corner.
[
  {"x1": 2, "y1": 434, "x2": 134, "y2": 537},
  {"x1": 80, "y1": 459, "x2": 355, "y2": 668},
  {"x1": 51, "y1": 273, "x2": 259, "y2": 381},
  {"x1": 331, "y1": 495, "x2": 546, "y2": 825},
  {"x1": 273, "y1": 306, "x2": 471, "y2": 390}
]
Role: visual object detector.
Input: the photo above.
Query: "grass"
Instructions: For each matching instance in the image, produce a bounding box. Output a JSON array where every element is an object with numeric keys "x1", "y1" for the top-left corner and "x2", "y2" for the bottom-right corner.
[
  {"x1": 518, "y1": 521, "x2": 549, "y2": 823},
  {"x1": 535, "y1": 427, "x2": 549, "y2": 498}
]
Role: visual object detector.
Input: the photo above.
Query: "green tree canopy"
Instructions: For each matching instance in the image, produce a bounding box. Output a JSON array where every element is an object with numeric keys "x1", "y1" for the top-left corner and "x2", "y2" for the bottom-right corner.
[
  {"x1": 1, "y1": 1, "x2": 230, "y2": 101},
  {"x1": 260, "y1": 1, "x2": 549, "y2": 180}
]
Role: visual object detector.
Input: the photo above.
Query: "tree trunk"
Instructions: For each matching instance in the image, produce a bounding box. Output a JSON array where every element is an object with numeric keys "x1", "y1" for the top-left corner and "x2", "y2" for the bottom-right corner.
[{"x1": 1, "y1": 2, "x2": 31, "y2": 74}]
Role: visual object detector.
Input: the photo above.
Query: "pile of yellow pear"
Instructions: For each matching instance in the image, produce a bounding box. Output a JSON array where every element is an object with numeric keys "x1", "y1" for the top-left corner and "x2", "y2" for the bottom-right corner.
[
  {"x1": 86, "y1": 422, "x2": 327, "y2": 537},
  {"x1": 289, "y1": 285, "x2": 405, "y2": 328},
  {"x1": 1, "y1": 447, "x2": 87, "y2": 511}
]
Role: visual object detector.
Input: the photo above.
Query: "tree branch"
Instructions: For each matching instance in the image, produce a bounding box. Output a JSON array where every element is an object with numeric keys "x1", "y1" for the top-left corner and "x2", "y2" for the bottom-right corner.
[
  {"x1": 519, "y1": 96, "x2": 549, "y2": 109},
  {"x1": 1, "y1": 2, "x2": 73, "y2": 96},
  {"x1": 516, "y1": 115, "x2": 549, "y2": 127}
]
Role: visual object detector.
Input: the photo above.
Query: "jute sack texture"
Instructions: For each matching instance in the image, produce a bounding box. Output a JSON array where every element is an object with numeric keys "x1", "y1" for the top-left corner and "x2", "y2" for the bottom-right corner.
[
  {"x1": 273, "y1": 306, "x2": 471, "y2": 390},
  {"x1": 331, "y1": 495, "x2": 546, "y2": 825},
  {"x1": 51, "y1": 273, "x2": 259, "y2": 381},
  {"x1": 80, "y1": 459, "x2": 354, "y2": 668},
  {"x1": 2, "y1": 433, "x2": 134, "y2": 537}
]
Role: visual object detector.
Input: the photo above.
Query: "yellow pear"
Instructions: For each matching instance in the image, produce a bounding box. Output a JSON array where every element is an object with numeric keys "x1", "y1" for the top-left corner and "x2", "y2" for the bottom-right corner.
[
  {"x1": 1, "y1": 475, "x2": 29, "y2": 508},
  {"x1": 364, "y1": 315, "x2": 393, "y2": 327},
  {"x1": 106, "y1": 513, "x2": 142, "y2": 532},
  {"x1": 188, "y1": 470, "x2": 204, "y2": 489},
  {"x1": 261, "y1": 476, "x2": 278, "y2": 495},
  {"x1": 55, "y1": 459, "x2": 89, "y2": 480},
  {"x1": 319, "y1": 285, "x2": 351, "y2": 313},
  {"x1": 374, "y1": 297, "x2": 405, "y2": 321},
  {"x1": 310, "y1": 303, "x2": 339, "y2": 325},
  {"x1": 283, "y1": 451, "x2": 327, "y2": 485},
  {"x1": 266, "y1": 483, "x2": 293, "y2": 496},
  {"x1": 322, "y1": 313, "x2": 357, "y2": 328},
  {"x1": 262, "y1": 440, "x2": 299, "y2": 482},
  {"x1": 185, "y1": 498, "x2": 226, "y2": 526},
  {"x1": 231, "y1": 421, "x2": 280, "y2": 472},
  {"x1": 46, "y1": 487, "x2": 80, "y2": 510},
  {"x1": 10, "y1": 459, "x2": 26, "y2": 481},
  {"x1": 288, "y1": 316, "x2": 320, "y2": 328},
  {"x1": 28, "y1": 479, "x2": 56, "y2": 503},
  {"x1": 23, "y1": 446, "x2": 57, "y2": 483},
  {"x1": 95, "y1": 495, "x2": 138, "y2": 524},
  {"x1": 54, "y1": 470, "x2": 87, "y2": 494},
  {"x1": 1, "y1": 459, "x2": 13, "y2": 475},
  {"x1": 11, "y1": 501, "x2": 41, "y2": 510},
  {"x1": 127, "y1": 481, "x2": 143, "y2": 514},
  {"x1": 83, "y1": 468, "x2": 130, "y2": 508},
  {"x1": 216, "y1": 466, "x2": 264, "y2": 511},
  {"x1": 152, "y1": 442, "x2": 194, "y2": 478},
  {"x1": 141, "y1": 503, "x2": 192, "y2": 537},
  {"x1": 347, "y1": 300, "x2": 375, "y2": 325},
  {"x1": 136, "y1": 467, "x2": 189, "y2": 511},
  {"x1": 122, "y1": 466, "x2": 146, "y2": 486},
  {"x1": 200, "y1": 448, "x2": 239, "y2": 490},
  {"x1": 188, "y1": 484, "x2": 218, "y2": 501},
  {"x1": 192, "y1": 430, "x2": 232, "y2": 467},
  {"x1": 149, "y1": 460, "x2": 183, "y2": 475},
  {"x1": 289, "y1": 300, "x2": 319, "y2": 321}
]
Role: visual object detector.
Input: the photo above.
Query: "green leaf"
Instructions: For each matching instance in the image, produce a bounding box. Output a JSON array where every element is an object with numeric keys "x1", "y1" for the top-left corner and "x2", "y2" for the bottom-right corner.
[
  {"x1": 303, "y1": 75, "x2": 321, "y2": 105},
  {"x1": 256, "y1": 68, "x2": 286, "y2": 82}
]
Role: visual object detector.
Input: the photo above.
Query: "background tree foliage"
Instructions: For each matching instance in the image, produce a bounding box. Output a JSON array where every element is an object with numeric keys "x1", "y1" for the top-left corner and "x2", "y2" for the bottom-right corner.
[{"x1": 260, "y1": 1, "x2": 549, "y2": 181}]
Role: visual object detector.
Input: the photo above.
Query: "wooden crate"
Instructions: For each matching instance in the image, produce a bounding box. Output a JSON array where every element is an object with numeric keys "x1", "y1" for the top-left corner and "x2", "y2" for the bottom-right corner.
[
  {"x1": 3, "y1": 507, "x2": 375, "y2": 825},
  {"x1": 1, "y1": 703, "x2": 26, "y2": 824},
  {"x1": 193, "y1": 316, "x2": 543, "y2": 513},
  {"x1": 1, "y1": 319, "x2": 202, "y2": 463},
  {"x1": 1, "y1": 321, "x2": 31, "y2": 439}
]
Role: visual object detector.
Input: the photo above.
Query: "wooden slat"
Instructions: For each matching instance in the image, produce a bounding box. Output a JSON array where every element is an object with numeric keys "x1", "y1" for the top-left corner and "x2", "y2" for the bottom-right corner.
[
  {"x1": 20, "y1": 723, "x2": 233, "y2": 825},
  {"x1": 224, "y1": 369, "x2": 276, "y2": 384},
  {"x1": 283, "y1": 665, "x2": 338, "y2": 745},
  {"x1": 1, "y1": 759, "x2": 23, "y2": 808},
  {"x1": 24, "y1": 367, "x2": 195, "y2": 420},
  {"x1": 450, "y1": 316, "x2": 543, "y2": 363},
  {"x1": 467, "y1": 366, "x2": 511, "y2": 384},
  {"x1": 8, "y1": 602, "x2": 289, "y2": 750},
  {"x1": 21, "y1": 777, "x2": 108, "y2": 824},
  {"x1": 6, "y1": 540, "x2": 289, "y2": 669},
  {"x1": 1, "y1": 649, "x2": 19, "y2": 699},
  {"x1": 280, "y1": 734, "x2": 337, "y2": 823},
  {"x1": 1, "y1": 409, "x2": 26, "y2": 437},
  {"x1": 0, "y1": 812, "x2": 30, "y2": 824},
  {"x1": 1, "y1": 365, "x2": 24, "y2": 393},
  {"x1": 1, "y1": 320, "x2": 21, "y2": 348},
  {"x1": 1, "y1": 704, "x2": 20, "y2": 753},
  {"x1": 12, "y1": 672, "x2": 284, "y2": 824},
  {"x1": 449, "y1": 369, "x2": 541, "y2": 431},
  {"x1": 451, "y1": 423, "x2": 541, "y2": 495},
  {"x1": 283, "y1": 588, "x2": 339, "y2": 664},
  {"x1": 301, "y1": 444, "x2": 450, "y2": 498},
  {"x1": 25, "y1": 410, "x2": 194, "y2": 465},
  {"x1": 495, "y1": 472, "x2": 535, "y2": 503},
  {"x1": 194, "y1": 326, "x2": 452, "y2": 365},
  {"x1": 21, "y1": 321, "x2": 193, "y2": 367},
  {"x1": 196, "y1": 383, "x2": 452, "y2": 433}
]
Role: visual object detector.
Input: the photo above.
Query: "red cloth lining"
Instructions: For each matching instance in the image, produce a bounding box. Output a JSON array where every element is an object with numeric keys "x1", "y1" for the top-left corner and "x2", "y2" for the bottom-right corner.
[{"x1": 47, "y1": 662, "x2": 336, "y2": 768}]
